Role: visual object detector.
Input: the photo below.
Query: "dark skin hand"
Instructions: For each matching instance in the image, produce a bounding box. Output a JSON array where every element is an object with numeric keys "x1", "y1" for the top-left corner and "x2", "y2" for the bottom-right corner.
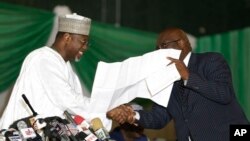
[
  {"x1": 167, "y1": 57, "x2": 189, "y2": 80},
  {"x1": 107, "y1": 104, "x2": 135, "y2": 124}
]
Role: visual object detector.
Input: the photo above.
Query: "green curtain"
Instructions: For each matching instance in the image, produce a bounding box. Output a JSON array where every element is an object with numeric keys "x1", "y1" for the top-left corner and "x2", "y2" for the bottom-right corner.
[
  {"x1": 195, "y1": 27, "x2": 250, "y2": 120},
  {"x1": 1, "y1": 1, "x2": 249, "y2": 120},
  {"x1": 0, "y1": 2, "x2": 54, "y2": 92},
  {"x1": 73, "y1": 22, "x2": 157, "y2": 92},
  {"x1": 0, "y1": 2, "x2": 157, "y2": 95}
]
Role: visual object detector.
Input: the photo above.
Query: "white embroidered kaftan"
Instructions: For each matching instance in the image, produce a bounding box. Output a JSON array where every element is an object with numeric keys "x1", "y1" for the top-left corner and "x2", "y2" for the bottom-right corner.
[{"x1": 0, "y1": 46, "x2": 95, "y2": 129}]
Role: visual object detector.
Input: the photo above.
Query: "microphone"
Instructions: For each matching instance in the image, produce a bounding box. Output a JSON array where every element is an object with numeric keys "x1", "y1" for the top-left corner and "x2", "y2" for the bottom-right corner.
[
  {"x1": 3, "y1": 129, "x2": 22, "y2": 141},
  {"x1": 74, "y1": 115, "x2": 91, "y2": 130},
  {"x1": 91, "y1": 118, "x2": 110, "y2": 141},
  {"x1": 44, "y1": 117, "x2": 71, "y2": 141},
  {"x1": 43, "y1": 118, "x2": 61, "y2": 140},
  {"x1": 64, "y1": 110, "x2": 98, "y2": 141},
  {"x1": 20, "y1": 94, "x2": 43, "y2": 141},
  {"x1": 74, "y1": 115, "x2": 98, "y2": 141},
  {"x1": 29, "y1": 117, "x2": 47, "y2": 135},
  {"x1": 74, "y1": 115, "x2": 93, "y2": 135},
  {"x1": 21, "y1": 94, "x2": 38, "y2": 116},
  {"x1": 63, "y1": 111, "x2": 82, "y2": 134},
  {"x1": 63, "y1": 111, "x2": 85, "y2": 141},
  {"x1": 0, "y1": 129, "x2": 6, "y2": 141},
  {"x1": 17, "y1": 120, "x2": 37, "y2": 140}
]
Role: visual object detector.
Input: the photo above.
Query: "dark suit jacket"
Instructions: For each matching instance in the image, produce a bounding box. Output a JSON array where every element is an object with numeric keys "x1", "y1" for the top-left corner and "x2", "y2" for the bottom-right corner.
[{"x1": 138, "y1": 52, "x2": 249, "y2": 141}]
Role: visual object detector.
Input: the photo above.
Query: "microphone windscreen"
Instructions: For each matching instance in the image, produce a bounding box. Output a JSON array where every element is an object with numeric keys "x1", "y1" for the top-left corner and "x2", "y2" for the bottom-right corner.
[
  {"x1": 17, "y1": 121, "x2": 28, "y2": 130},
  {"x1": 90, "y1": 118, "x2": 110, "y2": 140},
  {"x1": 90, "y1": 118, "x2": 103, "y2": 131}
]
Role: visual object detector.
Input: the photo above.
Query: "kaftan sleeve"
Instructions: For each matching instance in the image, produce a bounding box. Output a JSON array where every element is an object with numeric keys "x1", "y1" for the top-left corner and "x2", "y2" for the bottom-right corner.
[{"x1": 35, "y1": 55, "x2": 91, "y2": 116}]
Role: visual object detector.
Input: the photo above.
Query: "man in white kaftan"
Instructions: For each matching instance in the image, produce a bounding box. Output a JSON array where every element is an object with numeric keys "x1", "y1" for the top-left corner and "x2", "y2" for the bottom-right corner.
[
  {"x1": 0, "y1": 46, "x2": 91, "y2": 129},
  {"x1": 0, "y1": 13, "x2": 111, "y2": 129}
]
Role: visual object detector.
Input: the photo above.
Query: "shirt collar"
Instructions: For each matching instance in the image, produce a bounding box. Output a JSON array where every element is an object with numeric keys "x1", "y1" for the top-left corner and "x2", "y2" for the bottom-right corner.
[{"x1": 183, "y1": 52, "x2": 191, "y2": 67}]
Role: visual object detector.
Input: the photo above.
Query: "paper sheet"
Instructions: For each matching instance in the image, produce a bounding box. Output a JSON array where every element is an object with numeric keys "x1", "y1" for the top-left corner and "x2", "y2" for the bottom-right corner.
[{"x1": 89, "y1": 49, "x2": 181, "y2": 113}]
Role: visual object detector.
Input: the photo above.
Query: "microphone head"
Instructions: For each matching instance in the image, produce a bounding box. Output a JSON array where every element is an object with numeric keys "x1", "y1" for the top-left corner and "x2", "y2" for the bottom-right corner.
[
  {"x1": 4, "y1": 130, "x2": 22, "y2": 141},
  {"x1": 90, "y1": 118, "x2": 103, "y2": 131},
  {"x1": 74, "y1": 115, "x2": 84, "y2": 125},
  {"x1": 17, "y1": 120, "x2": 37, "y2": 139},
  {"x1": 91, "y1": 118, "x2": 110, "y2": 140},
  {"x1": 17, "y1": 121, "x2": 28, "y2": 130},
  {"x1": 74, "y1": 115, "x2": 91, "y2": 130}
]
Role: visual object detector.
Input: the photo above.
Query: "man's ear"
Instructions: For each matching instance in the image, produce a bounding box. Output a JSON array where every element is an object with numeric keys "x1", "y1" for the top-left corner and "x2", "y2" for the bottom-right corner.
[
  {"x1": 63, "y1": 33, "x2": 71, "y2": 42},
  {"x1": 181, "y1": 39, "x2": 192, "y2": 50},
  {"x1": 176, "y1": 39, "x2": 183, "y2": 48}
]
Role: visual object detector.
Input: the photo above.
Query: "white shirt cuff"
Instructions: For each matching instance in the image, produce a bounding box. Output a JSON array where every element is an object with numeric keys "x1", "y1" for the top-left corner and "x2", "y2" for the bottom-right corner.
[
  {"x1": 184, "y1": 79, "x2": 188, "y2": 86},
  {"x1": 134, "y1": 111, "x2": 140, "y2": 120}
]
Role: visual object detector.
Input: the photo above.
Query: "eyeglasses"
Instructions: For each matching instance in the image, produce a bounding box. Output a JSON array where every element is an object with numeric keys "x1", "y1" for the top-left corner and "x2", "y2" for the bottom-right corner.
[
  {"x1": 157, "y1": 39, "x2": 180, "y2": 49},
  {"x1": 76, "y1": 38, "x2": 89, "y2": 47},
  {"x1": 75, "y1": 38, "x2": 89, "y2": 53}
]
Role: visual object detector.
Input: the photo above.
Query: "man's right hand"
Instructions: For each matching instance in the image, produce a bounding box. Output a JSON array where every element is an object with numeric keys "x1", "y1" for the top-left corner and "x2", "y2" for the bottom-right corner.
[{"x1": 106, "y1": 104, "x2": 136, "y2": 124}]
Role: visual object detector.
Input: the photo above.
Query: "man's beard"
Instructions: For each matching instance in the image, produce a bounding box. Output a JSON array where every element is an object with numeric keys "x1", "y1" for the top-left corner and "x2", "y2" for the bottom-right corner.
[
  {"x1": 74, "y1": 51, "x2": 83, "y2": 62},
  {"x1": 75, "y1": 56, "x2": 80, "y2": 62}
]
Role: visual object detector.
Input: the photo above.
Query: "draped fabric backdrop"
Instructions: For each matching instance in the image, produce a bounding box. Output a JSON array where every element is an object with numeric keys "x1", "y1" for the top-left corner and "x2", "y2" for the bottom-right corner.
[
  {"x1": 0, "y1": 2, "x2": 249, "y2": 120},
  {"x1": 0, "y1": 2, "x2": 54, "y2": 92},
  {"x1": 195, "y1": 29, "x2": 250, "y2": 120}
]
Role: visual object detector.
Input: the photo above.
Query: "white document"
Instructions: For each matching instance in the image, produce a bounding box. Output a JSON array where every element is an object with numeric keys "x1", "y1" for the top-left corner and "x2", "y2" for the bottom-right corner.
[
  {"x1": 146, "y1": 63, "x2": 180, "y2": 96},
  {"x1": 89, "y1": 49, "x2": 181, "y2": 114}
]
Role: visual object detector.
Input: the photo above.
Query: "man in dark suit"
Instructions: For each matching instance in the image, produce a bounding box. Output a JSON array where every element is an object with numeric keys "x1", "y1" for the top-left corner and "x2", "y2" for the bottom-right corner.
[{"x1": 107, "y1": 27, "x2": 249, "y2": 141}]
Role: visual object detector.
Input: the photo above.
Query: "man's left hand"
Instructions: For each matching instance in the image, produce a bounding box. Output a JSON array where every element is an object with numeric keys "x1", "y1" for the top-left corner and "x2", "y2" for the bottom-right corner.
[{"x1": 167, "y1": 57, "x2": 189, "y2": 80}]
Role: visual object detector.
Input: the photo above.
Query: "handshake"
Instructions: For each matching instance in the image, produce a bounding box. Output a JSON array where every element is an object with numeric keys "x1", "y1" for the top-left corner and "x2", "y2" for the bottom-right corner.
[{"x1": 107, "y1": 104, "x2": 137, "y2": 125}]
